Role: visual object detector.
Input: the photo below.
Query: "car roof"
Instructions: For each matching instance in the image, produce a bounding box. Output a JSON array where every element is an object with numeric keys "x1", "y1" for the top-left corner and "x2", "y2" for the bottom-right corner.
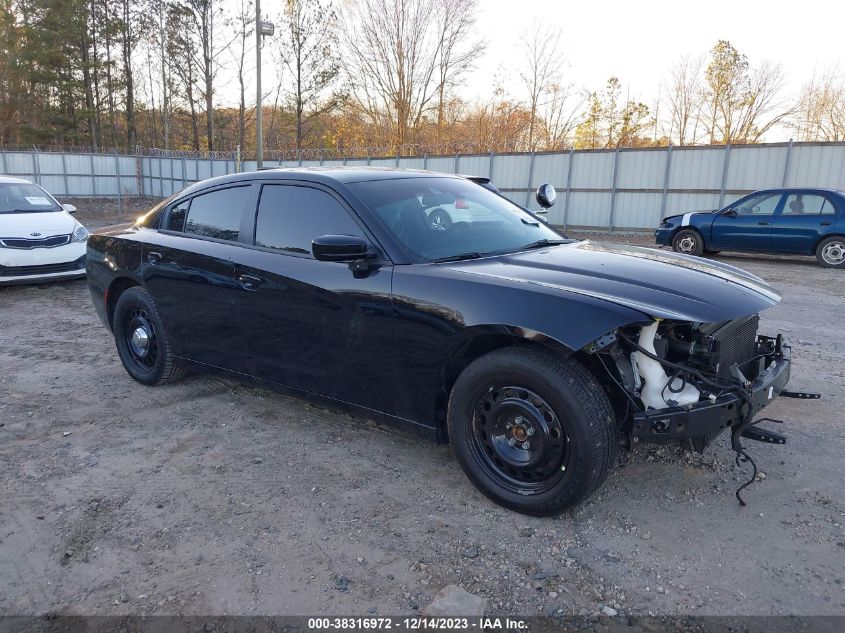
[
  {"x1": 249, "y1": 166, "x2": 453, "y2": 184},
  {"x1": 749, "y1": 187, "x2": 843, "y2": 195},
  {"x1": 175, "y1": 166, "x2": 463, "y2": 198},
  {"x1": 0, "y1": 175, "x2": 36, "y2": 185}
]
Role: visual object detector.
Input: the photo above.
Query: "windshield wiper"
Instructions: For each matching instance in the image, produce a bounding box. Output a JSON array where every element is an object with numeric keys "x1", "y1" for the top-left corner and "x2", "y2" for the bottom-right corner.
[
  {"x1": 519, "y1": 238, "x2": 569, "y2": 251},
  {"x1": 433, "y1": 252, "x2": 486, "y2": 263}
]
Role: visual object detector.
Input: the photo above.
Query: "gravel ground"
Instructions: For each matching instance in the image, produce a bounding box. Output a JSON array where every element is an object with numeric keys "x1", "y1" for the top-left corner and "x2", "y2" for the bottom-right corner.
[{"x1": 1, "y1": 201, "x2": 843, "y2": 619}]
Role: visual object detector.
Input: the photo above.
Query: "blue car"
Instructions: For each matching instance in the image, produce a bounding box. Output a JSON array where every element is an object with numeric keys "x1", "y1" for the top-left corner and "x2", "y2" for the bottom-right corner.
[{"x1": 655, "y1": 188, "x2": 845, "y2": 268}]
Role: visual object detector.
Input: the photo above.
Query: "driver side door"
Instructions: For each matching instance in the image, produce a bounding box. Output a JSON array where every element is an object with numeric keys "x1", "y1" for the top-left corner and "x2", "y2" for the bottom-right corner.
[{"x1": 710, "y1": 192, "x2": 785, "y2": 252}]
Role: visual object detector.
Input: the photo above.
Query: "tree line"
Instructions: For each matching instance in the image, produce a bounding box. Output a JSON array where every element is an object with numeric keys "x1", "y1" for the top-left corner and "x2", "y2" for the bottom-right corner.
[{"x1": 1, "y1": 0, "x2": 844, "y2": 157}]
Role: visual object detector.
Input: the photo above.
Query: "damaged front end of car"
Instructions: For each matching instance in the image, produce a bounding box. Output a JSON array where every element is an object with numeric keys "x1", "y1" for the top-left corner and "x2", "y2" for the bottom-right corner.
[{"x1": 583, "y1": 315, "x2": 801, "y2": 457}]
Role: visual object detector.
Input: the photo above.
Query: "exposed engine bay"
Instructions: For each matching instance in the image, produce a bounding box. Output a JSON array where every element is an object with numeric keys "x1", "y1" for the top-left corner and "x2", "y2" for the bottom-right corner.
[
  {"x1": 620, "y1": 315, "x2": 765, "y2": 410},
  {"x1": 584, "y1": 314, "x2": 815, "y2": 504}
]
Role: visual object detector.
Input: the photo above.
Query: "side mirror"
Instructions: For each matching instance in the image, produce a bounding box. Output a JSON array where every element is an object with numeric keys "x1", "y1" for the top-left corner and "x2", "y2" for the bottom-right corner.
[
  {"x1": 62, "y1": 203, "x2": 77, "y2": 214},
  {"x1": 312, "y1": 234, "x2": 370, "y2": 262},
  {"x1": 722, "y1": 209, "x2": 737, "y2": 217},
  {"x1": 536, "y1": 184, "x2": 557, "y2": 209}
]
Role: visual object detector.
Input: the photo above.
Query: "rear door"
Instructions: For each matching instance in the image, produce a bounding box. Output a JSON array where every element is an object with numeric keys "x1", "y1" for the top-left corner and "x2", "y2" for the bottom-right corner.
[
  {"x1": 771, "y1": 191, "x2": 838, "y2": 254},
  {"x1": 143, "y1": 184, "x2": 257, "y2": 367},
  {"x1": 231, "y1": 182, "x2": 397, "y2": 411},
  {"x1": 710, "y1": 192, "x2": 784, "y2": 251}
]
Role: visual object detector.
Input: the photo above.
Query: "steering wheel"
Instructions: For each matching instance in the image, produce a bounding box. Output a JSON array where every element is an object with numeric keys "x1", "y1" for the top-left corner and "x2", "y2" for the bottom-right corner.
[{"x1": 427, "y1": 207, "x2": 452, "y2": 232}]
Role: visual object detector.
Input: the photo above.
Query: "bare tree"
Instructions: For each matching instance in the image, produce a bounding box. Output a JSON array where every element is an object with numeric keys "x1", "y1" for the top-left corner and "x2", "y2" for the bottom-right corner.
[
  {"x1": 732, "y1": 60, "x2": 794, "y2": 142},
  {"x1": 433, "y1": 0, "x2": 484, "y2": 143},
  {"x1": 277, "y1": 0, "x2": 343, "y2": 151},
  {"x1": 790, "y1": 68, "x2": 845, "y2": 141},
  {"x1": 227, "y1": 0, "x2": 253, "y2": 154},
  {"x1": 537, "y1": 81, "x2": 582, "y2": 150},
  {"x1": 167, "y1": 2, "x2": 202, "y2": 150},
  {"x1": 520, "y1": 23, "x2": 568, "y2": 151},
  {"x1": 664, "y1": 54, "x2": 704, "y2": 145},
  {"x1": 340, "y1": 0, "x2": 483, "y2": 151},
  {"x1": 118, "y1": 0, "x2": 139, "y2": 148}
]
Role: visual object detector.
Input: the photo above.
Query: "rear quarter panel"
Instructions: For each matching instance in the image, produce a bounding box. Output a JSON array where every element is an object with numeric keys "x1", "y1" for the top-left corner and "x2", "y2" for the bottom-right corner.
[{"x1": 86, "y1": 225, "x2": 150, "y2": 329}]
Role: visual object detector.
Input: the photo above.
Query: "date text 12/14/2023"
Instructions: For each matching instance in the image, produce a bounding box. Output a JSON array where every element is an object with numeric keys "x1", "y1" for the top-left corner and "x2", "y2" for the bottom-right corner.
[{"x1": 307, "y1": 617, "x2": 528, "y2": 630}]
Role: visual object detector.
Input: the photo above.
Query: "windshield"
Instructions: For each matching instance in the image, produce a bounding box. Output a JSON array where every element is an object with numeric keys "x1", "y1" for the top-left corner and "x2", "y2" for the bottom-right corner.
[
  {"x1": 348, "y1": 177, "x2": 564, "y2": 262},
  {"x1": 0, "y1": 182, "x2": 62, "y2": 213}
]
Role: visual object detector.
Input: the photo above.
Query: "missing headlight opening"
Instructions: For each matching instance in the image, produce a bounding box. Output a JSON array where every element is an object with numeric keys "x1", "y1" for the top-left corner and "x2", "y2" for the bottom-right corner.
[{"x1": 586, "y1": 316, "x2": 819, "y2": 506}]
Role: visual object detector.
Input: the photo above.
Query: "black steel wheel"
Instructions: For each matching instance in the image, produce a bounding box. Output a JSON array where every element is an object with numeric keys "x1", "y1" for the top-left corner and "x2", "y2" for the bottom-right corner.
[
  {"x1": 469, "y1": 386, "x2": 571, "y2": 495},
  {"x1": 123, "y1": 306, "x2": 158, "y2": 371},
  {"x1": 113, "y1": 286, "x2": 185, "y2": 385},
  {"x1": 448, "y1": 347, "x2": 618, "y2": 516}
]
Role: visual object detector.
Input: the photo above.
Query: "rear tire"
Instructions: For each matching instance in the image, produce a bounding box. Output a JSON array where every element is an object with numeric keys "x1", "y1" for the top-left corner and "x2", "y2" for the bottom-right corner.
[
  {"x1": 447, "y1": 347, "x2": 618, "y2": 516},
  {"x1": 113, "y1": 286, "x2": 185, "y2": 385},
  {"x1": 815, "y1": 236, "x2": 845, "y2": 268},
  {"x1": 672, "y1": 229, "x2": 704, "y2": 256}
]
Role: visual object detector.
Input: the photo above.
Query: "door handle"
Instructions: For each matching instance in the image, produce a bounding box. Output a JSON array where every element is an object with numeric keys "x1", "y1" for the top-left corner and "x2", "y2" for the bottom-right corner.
[
  {"x1": 238, "y1": 274, "x2": 262, "y2": 291},
  {"x1": 147, "y1": 251, "x2": 163, "y2": 265},
  {"x1": 757, "y1": 221, "x2": 770, "y2": 226},
  {"x1": 821, "y1": 221, "x2": 832, "y2": 226}
]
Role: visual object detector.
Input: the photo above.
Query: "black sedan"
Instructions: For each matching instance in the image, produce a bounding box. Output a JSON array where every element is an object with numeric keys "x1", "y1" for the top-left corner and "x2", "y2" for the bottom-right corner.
[{"x1": 88, "y1": 168, "x2": 794, "y2": 515}]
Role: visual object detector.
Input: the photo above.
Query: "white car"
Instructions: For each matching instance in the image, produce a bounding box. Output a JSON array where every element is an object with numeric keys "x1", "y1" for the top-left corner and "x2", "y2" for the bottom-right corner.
[
  {"x1": 422, "y1": 194, "x2": 499, "y2": 231},
  {"x1": 0, "y1": 176, "x2": 88, "y2": 285}
]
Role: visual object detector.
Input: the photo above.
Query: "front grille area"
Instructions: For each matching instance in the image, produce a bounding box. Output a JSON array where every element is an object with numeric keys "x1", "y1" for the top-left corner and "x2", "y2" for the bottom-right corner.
[
  {"x1": 706, "y1": 315, "x2": 760, "y2": 377},
  {"x1": 0, "y1": 235, "x2": 71, "y2": 249},
  {"x1": 0, "y1": 256, "x2": 85, "y2": 277}
]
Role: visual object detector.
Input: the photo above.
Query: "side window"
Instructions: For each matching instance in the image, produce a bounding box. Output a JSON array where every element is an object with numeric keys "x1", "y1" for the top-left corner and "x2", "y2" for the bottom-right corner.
[
  {"x1": 255, "y1": 185, "x2": 364, "y2": 256},
  {"x1": 183, "y1": 186, "x2": 247, "y2": 241},
  {"x1": 782, "y1": 194, "x2": 831, "y2": 215},
  {"x1": 166, "y1": 199, "x2": 190, "y2": 232},
  {"x1": 732, "y1": 193, "x2": 781, "y2": 215}
]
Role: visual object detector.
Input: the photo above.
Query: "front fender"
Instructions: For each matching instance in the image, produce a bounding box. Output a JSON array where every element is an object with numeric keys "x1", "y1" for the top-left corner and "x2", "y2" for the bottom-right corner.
[
  {"x1": 393, "y1": 265, "x2": 650, "y2": 356},
  {"x1": 689, "y1": 213, "x2": 717, "y2": 242}
]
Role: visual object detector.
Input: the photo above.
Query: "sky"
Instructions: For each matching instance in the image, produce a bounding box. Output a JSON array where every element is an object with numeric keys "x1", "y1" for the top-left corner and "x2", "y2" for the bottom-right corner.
[
  {"x1": 467, "y1": 0, "x2": 845, "y2": 139},
  {"x1": 215, "y1": 0, "x2": 845, "y2": 142}
]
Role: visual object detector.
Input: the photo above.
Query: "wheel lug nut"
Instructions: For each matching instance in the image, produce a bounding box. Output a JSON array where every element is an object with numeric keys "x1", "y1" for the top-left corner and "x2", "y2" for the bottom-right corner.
[
  {"x1": 526, "y1": 427, "x2": 535, "y2": 436},
  {"x1": 508, "y1": 438, "x2": 516, "y2": 447},
  {"x1": 523, "y1": 441, "x2": 531, "y2": 449}
]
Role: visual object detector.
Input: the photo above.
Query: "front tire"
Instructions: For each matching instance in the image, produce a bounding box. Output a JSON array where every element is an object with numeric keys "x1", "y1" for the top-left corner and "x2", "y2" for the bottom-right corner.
[
  {"x1": 672, "y1": 229, "x2": 704, "y2": 256},
  {"x1": 816, "y1": 236, "x2": 845, "y2": 268},
  {"x1": 447, "y1": 347, "x2": 618, "y2": 516},
  {"x1": 113, "y1": 286, "x2": 185, "y2": 385}
]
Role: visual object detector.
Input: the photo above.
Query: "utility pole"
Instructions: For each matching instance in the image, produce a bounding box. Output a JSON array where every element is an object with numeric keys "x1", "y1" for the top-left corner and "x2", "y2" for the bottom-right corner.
[
  {"x1": 255, "y1": 5, "x2": 275, "y2": 168},
  {"x1": 255, "y1": 0, "x2": 263, "y2": 168}
]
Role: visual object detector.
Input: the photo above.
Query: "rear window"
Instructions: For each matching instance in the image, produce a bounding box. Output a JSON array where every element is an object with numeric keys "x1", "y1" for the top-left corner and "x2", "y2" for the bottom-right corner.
[
  {"x1": 0, "y1": 182, "x2": 62, "y2": 213},
  {"x1": 182, "y1": 186, "x2": 248, "y2": 241}
]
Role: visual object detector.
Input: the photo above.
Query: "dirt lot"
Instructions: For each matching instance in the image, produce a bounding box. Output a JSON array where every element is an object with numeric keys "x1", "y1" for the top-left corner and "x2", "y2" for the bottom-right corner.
[{"x1": 1, "y1": 201, "x2": 844, "y2": 619}]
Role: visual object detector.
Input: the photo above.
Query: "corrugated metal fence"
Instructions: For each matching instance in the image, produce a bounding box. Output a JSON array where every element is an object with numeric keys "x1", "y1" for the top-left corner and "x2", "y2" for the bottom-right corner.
[{"x1": 3, "y1": 142, "x2": 845, "y2": 231}]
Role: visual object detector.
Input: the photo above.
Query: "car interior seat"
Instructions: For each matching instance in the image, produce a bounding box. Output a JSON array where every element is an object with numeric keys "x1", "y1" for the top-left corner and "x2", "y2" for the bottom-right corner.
[
  {"x1": 788, "y1": 196, "x2": 804, "y2": 214},
  {"x1": 396, "y1": 200, "x2": 432, "y2": 255}
]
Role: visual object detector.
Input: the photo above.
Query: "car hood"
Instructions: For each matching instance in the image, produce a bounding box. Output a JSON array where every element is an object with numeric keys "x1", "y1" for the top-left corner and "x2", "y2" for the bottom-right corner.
[
  {"x1": 440, "y1": 240, "x2": 781, "y2": 323},
  {"x1": 664, "y1": 209, "x2": 718, "y2": 222},
  {"x1": 0, "y1": 211, "x2": 75, "y2": 237}
]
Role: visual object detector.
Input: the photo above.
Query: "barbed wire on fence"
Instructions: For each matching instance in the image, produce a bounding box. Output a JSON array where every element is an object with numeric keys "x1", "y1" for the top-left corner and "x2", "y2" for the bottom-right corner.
[{"x1": 1, "y1": 139, "x2": 547, "y2": 161}]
